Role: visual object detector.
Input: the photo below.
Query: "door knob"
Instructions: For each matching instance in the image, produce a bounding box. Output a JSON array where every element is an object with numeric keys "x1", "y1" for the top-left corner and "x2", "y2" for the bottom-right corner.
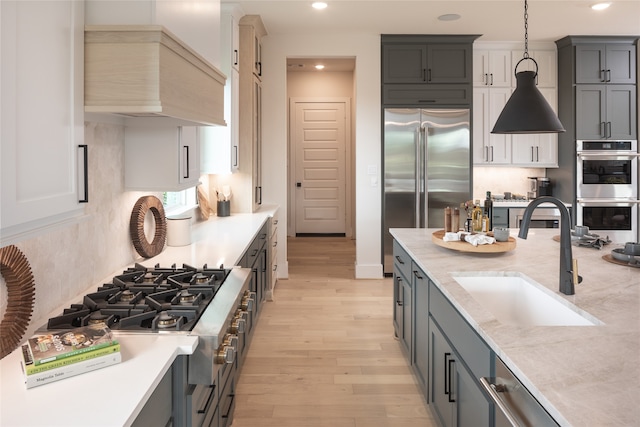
[{"x1": 296, "y1": 182, "x2": 302, "y2": 187}]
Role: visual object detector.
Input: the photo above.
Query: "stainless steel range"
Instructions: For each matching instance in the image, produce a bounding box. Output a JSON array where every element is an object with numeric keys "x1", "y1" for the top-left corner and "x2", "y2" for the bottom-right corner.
[{"x1": 41, "y1": 262, "x2": 254, "y2": 427}]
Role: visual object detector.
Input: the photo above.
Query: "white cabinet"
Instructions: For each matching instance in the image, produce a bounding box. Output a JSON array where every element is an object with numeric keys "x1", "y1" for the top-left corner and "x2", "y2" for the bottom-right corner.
[
  {"x1": 511, "y1": 88, "x2": 558, "y2": 167},
  {"x1": 511, "y1": 50, "x2": 557, "y2": 87},
  {"x1": 473, "y1": 50, "x2": 511, "y2": 87},
  {"x1": 236, "y1": 15, "x2": 267, "y2": 212},
  {"x1": 1, "y1": 0, "x2": 86, "y2": 240},
  {"x1": 125, "y1": 126, "x2": 200, "y2": 191},
  {"x1": 201, "y1": 6, "x2": 242, "y2": 174},
  {"x1": 472, "y1": 43, "x2": 558, "y2": 167},
  {"x1": 473, "y1": 87, "x2": 512, "y2": 165}
]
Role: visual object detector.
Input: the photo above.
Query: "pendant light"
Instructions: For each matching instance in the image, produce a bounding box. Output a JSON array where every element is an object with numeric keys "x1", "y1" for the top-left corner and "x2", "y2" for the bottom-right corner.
[{"x1": 491, "y1": 0, "x2": 565, "y2": 134}]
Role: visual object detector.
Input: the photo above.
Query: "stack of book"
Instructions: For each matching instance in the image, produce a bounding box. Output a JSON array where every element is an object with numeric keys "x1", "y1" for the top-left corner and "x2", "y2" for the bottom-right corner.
[{"x1": 20, "y1": 324, "x2": 121, "y2": 388}]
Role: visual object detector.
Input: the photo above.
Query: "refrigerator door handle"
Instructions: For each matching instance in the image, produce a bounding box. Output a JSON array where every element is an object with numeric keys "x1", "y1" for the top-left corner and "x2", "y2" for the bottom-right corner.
[{"x1": 423, "y1": 126, "x2": 429, "y2": 227}]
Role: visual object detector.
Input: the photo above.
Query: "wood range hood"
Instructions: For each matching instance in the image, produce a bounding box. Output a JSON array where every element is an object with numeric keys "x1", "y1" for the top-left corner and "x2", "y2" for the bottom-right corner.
[{"x1": 85, "y1": 25, "x2": 226, "y2": 126}]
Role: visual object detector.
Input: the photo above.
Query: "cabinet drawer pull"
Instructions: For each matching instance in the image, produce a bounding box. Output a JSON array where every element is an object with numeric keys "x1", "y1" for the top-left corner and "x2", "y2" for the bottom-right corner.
[
  {"x1": 413, "y1": 270, "x2": 423, "y2": 280},
  {"x1": 444, "y1": 352, "x2": 451, "y2": 395},
  {"x1": 395, "y1": 255, "x2": 405, "y2": 265},
  {"x1": 448, "y1": 358, "x2": 456, "y2": 403}
]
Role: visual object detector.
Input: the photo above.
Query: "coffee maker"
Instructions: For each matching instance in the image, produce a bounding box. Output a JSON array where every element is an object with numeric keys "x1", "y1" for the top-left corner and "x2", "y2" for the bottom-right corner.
[{"x1": 527, "y1": 177, "x2": 552, "y2": 199}]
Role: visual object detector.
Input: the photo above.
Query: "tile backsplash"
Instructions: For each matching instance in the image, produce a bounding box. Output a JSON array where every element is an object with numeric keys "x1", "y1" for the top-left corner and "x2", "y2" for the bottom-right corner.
[
  {"x1": 473, "y1": 166, "x2": 546, "y2": 200},
  {"x1": 0, "y1": 121, "x2": 159, "y2": 345}
]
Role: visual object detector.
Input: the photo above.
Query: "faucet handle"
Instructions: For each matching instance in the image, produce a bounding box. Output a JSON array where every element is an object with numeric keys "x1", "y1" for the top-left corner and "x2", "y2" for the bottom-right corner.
[{"x1": 572, "y1": 259, "x2": 583, "y2": 285}]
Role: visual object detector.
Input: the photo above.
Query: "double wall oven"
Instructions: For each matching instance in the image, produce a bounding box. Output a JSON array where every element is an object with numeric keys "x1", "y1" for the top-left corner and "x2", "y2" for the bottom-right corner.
[{"x1": 576, "y1": 140, "x2": 639, "y2": 242}]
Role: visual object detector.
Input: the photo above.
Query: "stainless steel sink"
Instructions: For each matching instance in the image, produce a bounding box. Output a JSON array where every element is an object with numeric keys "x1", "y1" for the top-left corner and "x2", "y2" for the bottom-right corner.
[{"x1": 451, "y1": 272, "x2": 603, "y2": 326}]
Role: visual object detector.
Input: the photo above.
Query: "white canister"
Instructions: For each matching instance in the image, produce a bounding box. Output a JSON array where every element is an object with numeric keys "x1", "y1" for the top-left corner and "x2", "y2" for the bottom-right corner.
[{"x1": 166, "y1": 215, "x2": 192, "y2": 246}]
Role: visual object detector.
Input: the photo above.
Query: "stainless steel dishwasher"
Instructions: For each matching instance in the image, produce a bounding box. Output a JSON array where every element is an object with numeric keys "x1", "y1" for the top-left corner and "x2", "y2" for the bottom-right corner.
[{"x1": 480, "y1": 357, "x2": 559, "y2": 427}]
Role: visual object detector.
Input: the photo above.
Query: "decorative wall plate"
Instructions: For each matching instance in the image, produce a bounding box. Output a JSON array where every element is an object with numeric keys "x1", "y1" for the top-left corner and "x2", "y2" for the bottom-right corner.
[
  {"x1": 0, "y1": 245, "x2": 35, "y2": 359},
  {"x1": 130, "y1": 196, "x2": 167, "y2": 258}
]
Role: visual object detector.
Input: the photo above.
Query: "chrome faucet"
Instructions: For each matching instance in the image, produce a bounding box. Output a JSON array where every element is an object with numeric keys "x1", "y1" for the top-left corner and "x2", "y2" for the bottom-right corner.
[{"x1": 517, "y1": 196, "x2": 582, "y2": 295}]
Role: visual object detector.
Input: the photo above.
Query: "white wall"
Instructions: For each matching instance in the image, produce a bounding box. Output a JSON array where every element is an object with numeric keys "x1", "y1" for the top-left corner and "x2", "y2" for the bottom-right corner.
[{"x1": 261, "y1": 33, "x2": 382, "y2": 278}]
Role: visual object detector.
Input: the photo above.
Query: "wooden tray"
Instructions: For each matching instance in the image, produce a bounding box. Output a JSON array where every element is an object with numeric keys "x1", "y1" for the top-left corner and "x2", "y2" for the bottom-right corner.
[{"x1": 431, "y1": 230, "x2": 516, "y2": 253}]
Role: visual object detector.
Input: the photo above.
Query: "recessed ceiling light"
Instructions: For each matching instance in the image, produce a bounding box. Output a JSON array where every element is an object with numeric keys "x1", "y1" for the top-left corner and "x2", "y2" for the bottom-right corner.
[
  {"x1": 438, "y1": 13, "x2": 461, "y2": 21},
  {"x1": 591, "y1": 2, "x2": 611, "y2": 10},
  {"x1": 312, "y1": 2, "x2": 328, "y2": 10},
  {"x1": 315, "y1": 64, "x2": 325, "y2": 70}
]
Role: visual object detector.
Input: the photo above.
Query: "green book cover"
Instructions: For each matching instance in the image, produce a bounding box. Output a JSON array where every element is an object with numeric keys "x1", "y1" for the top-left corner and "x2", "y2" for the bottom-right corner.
[
  {"x1": 24, "y1": 343, "x2": 121, "y2": 375},
  {"x1": 21, "y1": 324, "x2": 118, "y2": 366}
]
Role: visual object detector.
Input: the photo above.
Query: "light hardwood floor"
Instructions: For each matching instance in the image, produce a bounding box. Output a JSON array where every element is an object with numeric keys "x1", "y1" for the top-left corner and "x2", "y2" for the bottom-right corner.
[{"x1": 232, "y1": 237, "x2": 435, "y2": 427}]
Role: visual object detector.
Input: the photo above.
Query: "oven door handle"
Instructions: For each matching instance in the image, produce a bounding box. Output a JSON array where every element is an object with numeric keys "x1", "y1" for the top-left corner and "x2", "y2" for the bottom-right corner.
[
  {"x1": 577, "y1": 198, "x2": 640, "y2": 205},
  {"x1": 577, "y1": 153, "x2": 640, "y2": 158}
]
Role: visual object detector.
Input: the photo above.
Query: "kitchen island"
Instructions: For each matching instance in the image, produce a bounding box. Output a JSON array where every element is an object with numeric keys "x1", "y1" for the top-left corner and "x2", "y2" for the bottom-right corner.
[
  {"x1": 0, "y1": 206, "x2": 278, "y2": 427},
  {"x1": 391, "y1": 228, "x2": 639, "y2": 426}
]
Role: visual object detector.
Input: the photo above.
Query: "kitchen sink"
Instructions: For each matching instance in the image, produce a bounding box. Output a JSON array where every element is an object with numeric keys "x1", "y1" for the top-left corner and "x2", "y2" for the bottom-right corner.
[{"x1": 451, "y1": 272, "x2": 603, "y2": 326}]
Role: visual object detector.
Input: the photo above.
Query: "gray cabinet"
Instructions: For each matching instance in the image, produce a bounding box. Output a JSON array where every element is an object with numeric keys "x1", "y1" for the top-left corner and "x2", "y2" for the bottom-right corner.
[
  {"x1": 576, "y1": 43, "x2": 636, "y2": 84},
  {"x1": 412, "y1": 263, "x2": 429, "y2": 397},
  {"x1": 382, "y1": 35, "x2": 478, "y2": 106},
  {"x1": 240, "y1": 221, "x2": 269, "y2": 319},
  {"x1": 576, "y1": 85, "x2": 636, "y2": 140},
  {"x1": 429, "y1": 282, "x2": 492, "y2": 427},
  {"x1": 393, "y1": 240, "x2": 412, "y2": 356}
]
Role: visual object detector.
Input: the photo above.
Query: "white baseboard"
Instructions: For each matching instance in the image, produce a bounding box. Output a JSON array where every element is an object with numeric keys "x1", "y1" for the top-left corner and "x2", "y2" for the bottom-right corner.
[{"x1": 355, "y1": 263, "x2": 383, "y2": 279}]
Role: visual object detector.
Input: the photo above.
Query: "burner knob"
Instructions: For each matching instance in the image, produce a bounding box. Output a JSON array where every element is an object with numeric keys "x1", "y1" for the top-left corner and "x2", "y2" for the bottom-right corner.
[
  {"x1": 241, "y1": 293, "x2": 255, "y2": 312},
  {"x1": 234, "y1": 309, "x2": 248, "y2": 322},
  {"x1": 222, "y1": 333, "x2": 238, "y2": 349},
  {"x1": 230, "y1": 316, "x2": 246, "y2": 334},
  {"x1": 215, "y1": 345, "x2": 234, "y2": 364}
]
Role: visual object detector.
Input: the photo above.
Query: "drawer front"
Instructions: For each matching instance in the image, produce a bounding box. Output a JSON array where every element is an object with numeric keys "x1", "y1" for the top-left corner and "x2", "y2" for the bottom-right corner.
[
  {"x1": 429, "y1": 282, "x2": 491, "y2": 379},
  {"x1": 393, "y1": 240, "x2": 412, "y2": 280}
]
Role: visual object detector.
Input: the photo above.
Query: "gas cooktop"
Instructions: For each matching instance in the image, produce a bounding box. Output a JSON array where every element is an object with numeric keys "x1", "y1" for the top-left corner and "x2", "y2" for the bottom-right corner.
[{"x1": 45, "y1": 263, "x2": 230, "y2": 332}]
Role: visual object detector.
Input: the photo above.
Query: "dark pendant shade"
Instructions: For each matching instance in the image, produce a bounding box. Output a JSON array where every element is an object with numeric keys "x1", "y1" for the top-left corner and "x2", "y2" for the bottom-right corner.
[{"x1": 491, "y1": 71, "x2": 565, "y2": 134}]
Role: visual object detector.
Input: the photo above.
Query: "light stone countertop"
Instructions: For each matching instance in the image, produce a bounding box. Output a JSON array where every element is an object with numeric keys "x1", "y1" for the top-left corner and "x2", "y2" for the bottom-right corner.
[
  {"x1": 390, "y1": 228, "x2": 639, "y2": 427},
  {"x1": 0, "y1": 206, "x2": 278, "y2": 427}
]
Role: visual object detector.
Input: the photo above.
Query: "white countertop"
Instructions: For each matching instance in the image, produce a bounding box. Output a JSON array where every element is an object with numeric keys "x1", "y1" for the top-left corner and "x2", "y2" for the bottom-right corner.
[
  {"x1": 0, "y1": 206, "x2": 277, "y2": 427},
  {"x1": 390, "y1": 228, "x2": 639, "y2": 426}
]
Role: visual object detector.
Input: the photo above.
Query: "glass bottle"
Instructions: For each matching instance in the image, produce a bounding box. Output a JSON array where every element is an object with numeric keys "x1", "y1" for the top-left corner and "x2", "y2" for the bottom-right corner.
[
  {"x1": 484, "y1": 191, "x2": 493, "y2": 231},
  {"x1": 471, "y1": 200, "x2": 482, "y2": 232}
]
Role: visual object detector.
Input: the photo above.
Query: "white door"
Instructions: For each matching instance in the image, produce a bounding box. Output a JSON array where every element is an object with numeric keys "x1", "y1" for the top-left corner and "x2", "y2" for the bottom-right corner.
[{"x1": 293, "y1": 101, "x2": 347, "y2": 234}]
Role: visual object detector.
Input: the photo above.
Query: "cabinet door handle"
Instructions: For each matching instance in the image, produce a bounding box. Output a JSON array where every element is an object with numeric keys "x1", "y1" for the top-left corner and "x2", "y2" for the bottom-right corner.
[
  {"x1": 427, "y1": 68, "x2": 432, "y2": 82},
  {"x1": 536, "y1": 146, "x2": 539, "y2": 162},
  {"x1": 531, "y1": 146, "x2": 535, "y2": 162},
  {"x1": 600, "y1": 122, "x2": 606, "y2": 138},
  {"x1": 255, "y1": 186, "x2": 262, "y2": 205},
  {"x1": 258, "y1": 62, "x2": 262, "y2": 76},
  {"x1": 422, "y1": 68, "x2": 427, "y2": 82},
  {"x1": 448, "y1": 358, "x2": 456, "y2": 403},
  {"x1": 600, "y1": 69, "x2": 606, "y2": 82},
  {"x1": 233, "y1": 145, "x2": 238, "y2": 167},
  {"x1": 484, "y1": 73, "x2": 488, "y2": 85},
  {"x1": 607, "y1": 121, "x2": 612, "y2": 139},
  {"x1": 183, "y1": 145, "x2": 190, "y2": 179},
  {"x1": 396, "y1": 276, "x2": 403, "y2": 306},
  {"x1": 78, "y1": 144, "x2": 89, "y2": 203},
  {"x1": 444, "y1": 353, "x2": 451, "y2": 395},
  {"x1": 413, "y1": 270, "x2": 423, "y2": 280},
  {"x1": 490, "y1": 146, "x2": 494, "y2": 162},
  {"x1": 606, "y1": 69, "x2": 611, "y2": 83},
  {"x1": 484, "y1": 146, "x2": 489, "y2": 162},
  {"x1": 490, "y1": 73, "x2": 494, "y2": 86},
  {"x1": 395, "y1": 255, "x2": 405, "y2": 265},
  {"x1": 233, "y1": 49, "x2": 239, "y2": 66}
]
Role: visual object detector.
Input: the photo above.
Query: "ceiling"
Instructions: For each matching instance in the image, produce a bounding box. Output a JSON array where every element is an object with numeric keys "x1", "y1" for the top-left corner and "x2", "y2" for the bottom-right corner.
[{"x1": 223, "y1": 0, "x2": 640, "y2": 42}]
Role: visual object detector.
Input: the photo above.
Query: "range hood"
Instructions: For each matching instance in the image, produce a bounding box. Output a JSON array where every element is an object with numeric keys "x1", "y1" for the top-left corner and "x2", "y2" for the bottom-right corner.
[{"x1": 85, "y1": 25, "x2": 226, "y2": 126}]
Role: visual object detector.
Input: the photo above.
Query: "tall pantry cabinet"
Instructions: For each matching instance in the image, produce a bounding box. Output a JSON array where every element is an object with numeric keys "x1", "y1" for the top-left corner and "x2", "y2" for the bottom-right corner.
[
  {"x1": 1, "y1": 0, "x2": 86, "y2": 242},
  {"x1": 550, "y1": 36, "x2": 638, "y2": 206},
  {"x1": 236, "y1": 15, "x2": 267, "y2": 212}
]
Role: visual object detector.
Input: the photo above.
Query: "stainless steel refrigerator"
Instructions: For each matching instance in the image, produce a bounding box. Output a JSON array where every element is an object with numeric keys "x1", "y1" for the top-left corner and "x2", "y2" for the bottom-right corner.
[{"x1": 383, "y1": 108, "x2": 472, "y2": 274}]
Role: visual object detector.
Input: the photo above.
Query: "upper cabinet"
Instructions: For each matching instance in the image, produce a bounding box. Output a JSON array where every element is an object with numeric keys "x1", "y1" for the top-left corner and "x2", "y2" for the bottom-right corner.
[
  {"x1": 124, "y1": 125, "x2": 200, "y2": 192},
  {"x1": 473, "y1": 42, "x2": 559, "y2": 167},
  {"x1": 201, "y1": 5, "x2": 243, "y2": 175},
  {"x1": 576, "y1": 43, "x2": 637, "y2": 84},
  {"x1": 84, "y1": 25, "x2": 226, "y2": 126},
  {"x1": 1, "y1": 0, "x2": 86, "y2": 242},
  {"x1": 382, "y1": 35, "x2": 479, "y2": 106},
  {"x1": 556, "y1": 36, "x2": 638, "y2": 141},
  {"x1": 473, "y1": 50, "x2": 511, "y2": 87}
]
